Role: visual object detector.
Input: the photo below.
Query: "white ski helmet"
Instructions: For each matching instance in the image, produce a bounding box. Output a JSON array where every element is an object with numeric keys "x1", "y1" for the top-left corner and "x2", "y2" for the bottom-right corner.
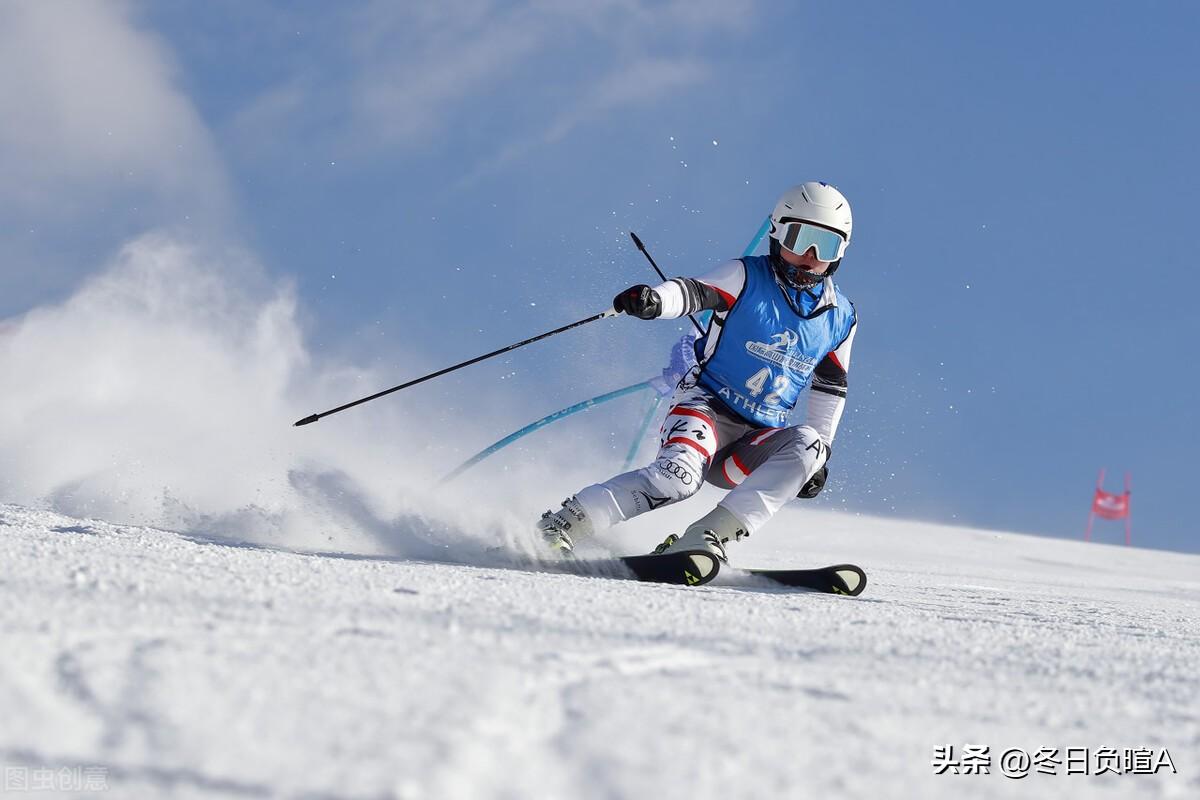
[{"x1": 768, "y1": 181, "x2": 853, "y2": 287}]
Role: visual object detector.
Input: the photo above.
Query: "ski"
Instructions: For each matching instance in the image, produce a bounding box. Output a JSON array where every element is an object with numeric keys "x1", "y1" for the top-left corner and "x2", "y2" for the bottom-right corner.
[
  {"x1": 747, "y1": 563, "x2": 866, "y2": 596},
  {"x1": 620, "y1": 550, "x2": 721, "y2": 586}
]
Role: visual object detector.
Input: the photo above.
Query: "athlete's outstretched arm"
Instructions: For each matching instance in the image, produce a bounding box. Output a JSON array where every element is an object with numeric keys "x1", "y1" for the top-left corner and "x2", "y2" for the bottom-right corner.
[{"x1": 650, "y1": 260, "x2": 746, "y2": 319}]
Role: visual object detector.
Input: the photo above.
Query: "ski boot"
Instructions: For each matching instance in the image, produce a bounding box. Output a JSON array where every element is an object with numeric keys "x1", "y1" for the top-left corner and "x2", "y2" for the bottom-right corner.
[
  {"x1": 535, "y1": 496, "x2": 593, "y2": 556},
  {"x1": 654, "y1": 505, "x2": 748, "y2": 564}
]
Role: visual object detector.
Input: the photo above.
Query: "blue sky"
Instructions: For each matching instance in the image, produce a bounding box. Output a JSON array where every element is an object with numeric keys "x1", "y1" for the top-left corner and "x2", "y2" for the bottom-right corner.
[{"x1": 3, "y1": 1, "x2": 1198, "y2": 553}]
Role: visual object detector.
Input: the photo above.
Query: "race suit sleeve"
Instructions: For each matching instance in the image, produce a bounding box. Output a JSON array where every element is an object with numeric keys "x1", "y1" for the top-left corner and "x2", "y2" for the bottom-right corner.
[
  {"x1": 649, "y1": 260, "x2": 746, "y2": 319},
  {"x1": 807, "y1": 314, "x2": 857, "y2": 446}
]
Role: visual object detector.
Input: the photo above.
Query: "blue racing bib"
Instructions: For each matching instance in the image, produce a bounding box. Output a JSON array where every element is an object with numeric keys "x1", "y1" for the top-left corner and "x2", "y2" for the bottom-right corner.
[{"x1": 696, "y1": 255, "x2": 855, "y2": 427}]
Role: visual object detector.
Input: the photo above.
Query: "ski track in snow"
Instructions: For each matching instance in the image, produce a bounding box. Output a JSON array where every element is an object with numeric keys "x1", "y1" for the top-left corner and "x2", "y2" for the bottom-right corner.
[{"x1": 1, "y1": 502, "x2": 1197, "y2": 799}]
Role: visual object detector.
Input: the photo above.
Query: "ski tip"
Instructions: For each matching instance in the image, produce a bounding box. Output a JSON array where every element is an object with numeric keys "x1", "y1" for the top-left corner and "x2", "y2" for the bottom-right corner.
[
  {"x1": 294, "y1": 414, "x2": 320, "y2": 427},
  {"x1": 629, "y1": 231, "x2": 646, "y2": 250},
  {"x1": 746, "y1": 563, "x2": 867, "y2": 596},
  {"x1": 620, "y1": 550, "x2": 720, "y2": 587},
  {"x1": 685, "y1": 552, "x2": 720, "y2": 583},
  {"x1": 831, "y1": 564, "x2": 867, "y2": 596}
]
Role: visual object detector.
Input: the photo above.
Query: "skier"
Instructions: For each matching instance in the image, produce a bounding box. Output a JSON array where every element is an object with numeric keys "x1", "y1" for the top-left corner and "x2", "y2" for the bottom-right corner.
[{"x1": 537, "y1": 182, "x2": 858, "y2": 564}]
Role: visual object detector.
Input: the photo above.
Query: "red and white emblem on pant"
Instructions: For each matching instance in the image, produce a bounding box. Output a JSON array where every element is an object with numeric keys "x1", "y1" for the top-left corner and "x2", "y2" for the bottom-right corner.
[
  {"x1": 721, "y1": 427, "x2": 781, "y2": 485},
  {"x1": 721, "y1": 452, "x2": 750, "y2": 486},
  {"x1": 660, "y1": 406, "x2": 716, "y2": 463}
]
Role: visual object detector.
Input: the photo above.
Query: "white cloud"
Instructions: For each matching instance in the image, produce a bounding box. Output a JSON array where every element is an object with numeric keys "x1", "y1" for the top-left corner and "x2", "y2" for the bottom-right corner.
[
  {"x1": 0, "y1": 1, "x2": 229, "y2": 217},
  {"x1": 229, "y1": 1, "x2": 754, "y2": 160},
  {"x1": 455, "y1": 57, "x2": 709, "y2": 186},
  {"x1": 0, "y1": 1, "x2": 232, "y2": 313},
  {"x1": 348, "y1": 2, "x2": 551, "y2": 146},
  {"x1": 545, "y1": 57, "x2": 709, "y2": 142}
]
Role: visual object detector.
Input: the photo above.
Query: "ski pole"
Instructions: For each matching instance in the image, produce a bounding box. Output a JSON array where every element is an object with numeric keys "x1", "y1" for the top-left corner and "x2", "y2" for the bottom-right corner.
[
  {"x1": 629, "y1": 232, "x2": 705, "y2": 336},
  {"x1": 293, "y1": 308, "x2": 620, "y2": 426}
]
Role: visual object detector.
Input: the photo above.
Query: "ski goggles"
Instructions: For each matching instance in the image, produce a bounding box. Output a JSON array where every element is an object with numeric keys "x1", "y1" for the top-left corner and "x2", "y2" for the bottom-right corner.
[{"x1": 772, "y1": 219, "x2": 848, "y2": 262}]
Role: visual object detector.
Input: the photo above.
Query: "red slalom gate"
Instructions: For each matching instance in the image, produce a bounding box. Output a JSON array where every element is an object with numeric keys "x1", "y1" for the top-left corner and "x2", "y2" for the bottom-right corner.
[{"x1": 1085, "y1": 468, "x2": 1132, "y2": 546}]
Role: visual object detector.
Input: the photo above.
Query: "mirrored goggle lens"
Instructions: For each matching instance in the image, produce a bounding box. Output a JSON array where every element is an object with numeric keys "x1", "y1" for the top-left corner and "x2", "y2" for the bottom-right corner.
[{"x1": 778, "y1": 221, "x2": 846, "y2": 261}]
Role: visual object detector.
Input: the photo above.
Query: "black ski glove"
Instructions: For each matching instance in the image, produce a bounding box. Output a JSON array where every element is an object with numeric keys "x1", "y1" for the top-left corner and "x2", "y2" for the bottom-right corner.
[
  {"x1": 798, "y1": 464, "x2": 828, "y2": 499},
  {"x1": 613, "y1": 284, "x2": 662, "y2": 320}
]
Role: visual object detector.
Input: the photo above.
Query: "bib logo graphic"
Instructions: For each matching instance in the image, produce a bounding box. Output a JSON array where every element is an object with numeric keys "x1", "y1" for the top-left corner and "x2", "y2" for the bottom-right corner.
[
  {"x1": 769, "y1": 331, "x2": 798, "y2": 350},
  {"x1": 745, "y1": 330, "x2": 816, "y2": 375}
]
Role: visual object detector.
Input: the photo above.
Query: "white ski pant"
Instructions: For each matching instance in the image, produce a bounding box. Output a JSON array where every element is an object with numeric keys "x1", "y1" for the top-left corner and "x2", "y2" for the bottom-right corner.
[{"x1": 575, "y1": 386, "x2": 829, "y2": 535}]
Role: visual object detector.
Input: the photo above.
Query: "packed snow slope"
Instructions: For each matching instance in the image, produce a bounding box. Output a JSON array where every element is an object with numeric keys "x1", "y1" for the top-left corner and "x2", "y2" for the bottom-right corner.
[{"x1": 1, "y1": 501, "x2": 1196, "y2": 800}]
